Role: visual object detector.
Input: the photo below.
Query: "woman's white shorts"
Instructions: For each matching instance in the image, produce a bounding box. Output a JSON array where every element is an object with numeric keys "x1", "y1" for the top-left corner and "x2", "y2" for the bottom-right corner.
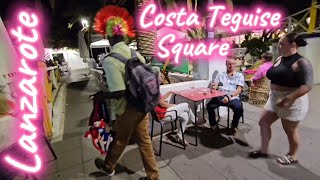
[{"x1": 264, "y1": 89, "x2": 309, "y2": 121}]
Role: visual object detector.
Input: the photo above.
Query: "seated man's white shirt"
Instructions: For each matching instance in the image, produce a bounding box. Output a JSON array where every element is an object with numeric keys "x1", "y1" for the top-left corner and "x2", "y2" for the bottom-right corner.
[{"x1": 213, "y1": 72, "x2": 244, "y2": 98}]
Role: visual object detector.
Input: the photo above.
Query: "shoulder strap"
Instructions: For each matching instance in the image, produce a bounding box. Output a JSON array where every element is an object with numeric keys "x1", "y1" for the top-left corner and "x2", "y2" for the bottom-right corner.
[
  {"x1": 107, "y1": 52, "x2": 128, "y2": 64},
  {"x1": 107, "y1": 49, "x2": 137, "y2": 65},
  {"x1": 130, "y1": 49, "x2": 137, "y2": 58}
]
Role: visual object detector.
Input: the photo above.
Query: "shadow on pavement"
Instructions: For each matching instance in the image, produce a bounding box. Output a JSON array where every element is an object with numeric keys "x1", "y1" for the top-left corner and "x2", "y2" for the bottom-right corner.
[
  {"x1": 89, "y1": 163, "x2": 135, "y2": 180},
  {"x1": 266, "y1": 160, "x2": 320, "y2": 180},
  {"x1": 67, "y1": 80, "x2": 90, "y2": 90}
]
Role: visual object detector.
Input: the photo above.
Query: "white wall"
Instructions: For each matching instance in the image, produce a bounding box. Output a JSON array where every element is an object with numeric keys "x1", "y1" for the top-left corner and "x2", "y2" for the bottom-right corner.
[
  {"x1": 298, "y1": 37, "x2": 320, "y2": 84},
  {"x1": 0, "y1": 18, "x2": 19, "y2": 85},
  {"x1": 193, "y1": 56, "x2": 227, "y2": 85},
  {"x1": 190, "y1": 56, "x2": 228, "y2": 117},
  {"x1": 0, "y1": 18, "x2": 20, "y2": 151}
]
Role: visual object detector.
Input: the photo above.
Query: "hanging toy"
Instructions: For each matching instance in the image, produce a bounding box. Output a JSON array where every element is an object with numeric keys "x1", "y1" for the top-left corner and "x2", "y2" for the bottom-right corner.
[
  {"x1": 84, "y1": 119, "x2": 113, "y2": 155},
  {"x1": 84, "y1": 126, "x2": 105, "y2": 155},
  {"x1": 96, "y1": 119, "x2": 113, "y2": 154}
]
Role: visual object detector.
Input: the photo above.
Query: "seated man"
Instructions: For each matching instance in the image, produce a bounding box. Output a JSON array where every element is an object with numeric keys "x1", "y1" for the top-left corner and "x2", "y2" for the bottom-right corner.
[
  {"x1": 206, "y1": 57, "x2": 244, "y2": 135},
  {"x1": 155, "y1": 91, "x2": 206, "y2": 145},
  {"x1": 251, "y1": 52, "x2": 273, "y2": 86}
]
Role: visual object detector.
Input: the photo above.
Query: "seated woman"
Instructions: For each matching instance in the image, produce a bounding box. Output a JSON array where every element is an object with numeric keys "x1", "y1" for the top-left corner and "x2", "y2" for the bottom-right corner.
[
  {"x1": 154, "y1": 91, "x2": 205, "y2": 145},
  {"x1": 251, "y1": 52, "x2": 273, "y2": 86}
]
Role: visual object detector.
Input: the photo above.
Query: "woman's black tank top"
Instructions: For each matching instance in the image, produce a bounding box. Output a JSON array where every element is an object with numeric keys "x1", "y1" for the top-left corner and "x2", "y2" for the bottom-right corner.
[{"x1": 266, "y1": 53, "x2": 302, "y2": 87}]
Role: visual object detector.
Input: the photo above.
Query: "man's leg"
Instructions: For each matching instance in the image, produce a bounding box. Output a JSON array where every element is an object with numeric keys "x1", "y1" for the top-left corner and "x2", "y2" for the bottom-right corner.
[
  {"x1": 96, "y1": 105, "x2": 139, "y2": 174},
  {"x1": 133, "y1": 114, "x2": 159, "y2": 180},
  {"x1": 229, "y1": 99, "x2": 243, "y2": 128},
  {"x1": 206, "y1": 97, "x2": 221, "y2": 127}
]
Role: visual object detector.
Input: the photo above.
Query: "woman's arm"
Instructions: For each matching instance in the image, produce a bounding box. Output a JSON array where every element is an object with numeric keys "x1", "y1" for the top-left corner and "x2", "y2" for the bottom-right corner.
[
  {"x1": 252, "y1": 67, "x2": 264, "y2": 81},
  {"x1": 158, "y1": 98, "x2": 174, "y2": 108},
  {"x1": 287, "y1": 58, "x2": 314, "y2": 100},
  {"x1": 162, "y1": 91, "x2": 172, "y2": 100}
]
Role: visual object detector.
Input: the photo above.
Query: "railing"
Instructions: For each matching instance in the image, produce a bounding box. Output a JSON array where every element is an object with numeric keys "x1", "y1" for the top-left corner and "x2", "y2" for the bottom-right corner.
[{"x1": 281, "y1": 1, "x2": 319, "y2": 34}]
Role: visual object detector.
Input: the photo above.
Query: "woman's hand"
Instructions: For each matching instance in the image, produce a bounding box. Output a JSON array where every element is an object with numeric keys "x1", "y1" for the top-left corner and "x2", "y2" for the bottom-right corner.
[{"x1": 276, "y1": 96, "x2": 295, "y2": 108}]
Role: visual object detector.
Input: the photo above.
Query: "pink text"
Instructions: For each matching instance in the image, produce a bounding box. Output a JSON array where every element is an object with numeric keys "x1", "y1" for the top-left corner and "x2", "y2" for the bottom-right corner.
[
  {"x1": 4, "y1": 11, "x2": 42, "y2": 173},
  {"x1": 139, "y1": 4, "x2": 282, "y2": 33},
  {"x1": 208, "y1": 5, "x2": 282, "y2": 33},
  {"x1": 140, "y1": 3, "x2": 200, "y2": 28},
  {"x1": 158, "y1": 34, "x2": 230, "y2": 63}
]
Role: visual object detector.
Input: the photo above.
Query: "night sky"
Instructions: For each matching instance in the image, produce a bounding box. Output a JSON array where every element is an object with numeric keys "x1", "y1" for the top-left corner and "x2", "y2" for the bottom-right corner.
[
  {"x1": 235, "y1": 0, "x2": 310, "y2": 13},
  {"x1": 0, "y1": 0, "x2": 315, "y2": 47},
  {"x1": 233, "y1": 0, "x2": 312, "y2": 14},
  {"x1": 0, "y1": 0, "x2": 314, "y2": 20}
]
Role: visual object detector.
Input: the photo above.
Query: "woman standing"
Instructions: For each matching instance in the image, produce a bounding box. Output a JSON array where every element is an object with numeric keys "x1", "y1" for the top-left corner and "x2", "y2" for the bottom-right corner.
[{"x1": 249, "y1": 32, "x2": 314, "y2": 165}]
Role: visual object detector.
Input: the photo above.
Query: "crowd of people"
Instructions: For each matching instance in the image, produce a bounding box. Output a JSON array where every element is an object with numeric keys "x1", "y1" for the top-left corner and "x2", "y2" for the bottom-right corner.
[{"x1": 91, "y1": 5, "x2": 314, "y2": 180}]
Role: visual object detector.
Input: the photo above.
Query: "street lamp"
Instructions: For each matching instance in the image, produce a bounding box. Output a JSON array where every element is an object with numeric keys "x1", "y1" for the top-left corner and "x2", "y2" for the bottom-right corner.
[
  {"x1": 81, "y1": 19, "x2": 89, "y2": 29},
  {"x1": 68, "y1": 18, "x2": 89, "y2": 29}
]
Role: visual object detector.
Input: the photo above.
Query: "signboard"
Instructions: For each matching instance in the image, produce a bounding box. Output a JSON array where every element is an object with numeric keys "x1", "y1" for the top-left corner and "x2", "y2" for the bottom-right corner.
[
  {"x1": 139, "y1": 3, "x2": 283, "y2": 63},
  {"x1": 0, "y1": 8, "x2": 56, "y2": 178}
]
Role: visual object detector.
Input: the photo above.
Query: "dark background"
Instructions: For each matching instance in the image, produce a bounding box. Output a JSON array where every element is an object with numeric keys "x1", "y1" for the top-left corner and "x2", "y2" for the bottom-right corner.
[{"x1": 0, "y1": 0, "x2": 314, "y2": 48}]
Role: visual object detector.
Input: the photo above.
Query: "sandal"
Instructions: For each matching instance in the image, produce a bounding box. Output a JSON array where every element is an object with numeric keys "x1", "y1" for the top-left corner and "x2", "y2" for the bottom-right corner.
[
  {"x1": 195, "y1": 118, "x2": 206, "y2": 126},
  {"x1": 276, "y1": 155, "x2": 298, "y2": 165},
  {"x1": 175, "y1": 136, "x2": 189, "y2": 146},
  {"x1": 248, "y1": 150, "x2": 269, "y2": 159}
]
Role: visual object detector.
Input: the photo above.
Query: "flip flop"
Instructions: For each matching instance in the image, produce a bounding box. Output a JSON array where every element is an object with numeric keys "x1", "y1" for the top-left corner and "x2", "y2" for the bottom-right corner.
[{"x1": 276, "y1": 155, "x2": 298, "y2": 165}]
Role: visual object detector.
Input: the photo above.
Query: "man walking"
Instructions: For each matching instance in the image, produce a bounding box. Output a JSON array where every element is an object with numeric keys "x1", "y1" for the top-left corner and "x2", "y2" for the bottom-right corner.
[{"x1": 93, "y1": 6, "x2": 159, "y2": 180}]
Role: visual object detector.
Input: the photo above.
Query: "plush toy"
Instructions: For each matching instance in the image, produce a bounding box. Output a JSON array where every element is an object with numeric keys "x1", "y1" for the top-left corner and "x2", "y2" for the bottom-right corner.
[
  {"x1": 84, "y1": 119, "x2": 113, "y2": 155},
  {"x1": 95, "y1": 119, "x2": 113, "y2": 153},
  {"x1": 84, "y1": 127, "x2": 105, "y2": 155}
]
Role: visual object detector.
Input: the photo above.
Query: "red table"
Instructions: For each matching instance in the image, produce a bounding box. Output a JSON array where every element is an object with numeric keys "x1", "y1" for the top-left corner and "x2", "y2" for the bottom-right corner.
[{"x1": 172, "y1": 88, "x2": 227, "y2": 146}]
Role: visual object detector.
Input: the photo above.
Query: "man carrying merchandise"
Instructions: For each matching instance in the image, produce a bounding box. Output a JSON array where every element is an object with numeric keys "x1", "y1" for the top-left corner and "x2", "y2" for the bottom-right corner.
[{"x1": 93, "y1": 6, "x2": 159, "y2": 180}]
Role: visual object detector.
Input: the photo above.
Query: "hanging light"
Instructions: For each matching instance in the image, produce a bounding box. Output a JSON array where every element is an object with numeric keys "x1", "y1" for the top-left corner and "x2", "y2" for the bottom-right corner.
[{"x1": 306, "y1": 17, "x2": 311, "y2": 25}]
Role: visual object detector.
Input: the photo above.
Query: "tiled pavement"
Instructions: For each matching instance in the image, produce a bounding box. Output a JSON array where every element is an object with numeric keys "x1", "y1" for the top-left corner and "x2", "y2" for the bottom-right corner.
[{"x1": 16, "y1": 69, "x2": 319, "y2": 180}]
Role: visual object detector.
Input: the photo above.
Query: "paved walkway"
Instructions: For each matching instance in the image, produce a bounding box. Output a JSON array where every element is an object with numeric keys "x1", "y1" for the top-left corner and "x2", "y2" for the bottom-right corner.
[{"x1": 26, "y1": 68, "x2": 320, "y2": 180}]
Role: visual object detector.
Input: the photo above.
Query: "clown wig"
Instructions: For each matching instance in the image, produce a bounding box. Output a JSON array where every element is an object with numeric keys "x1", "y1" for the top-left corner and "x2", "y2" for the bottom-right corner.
[{"x1": 94, "y1": 5, "x2": 135, "y2": 38}]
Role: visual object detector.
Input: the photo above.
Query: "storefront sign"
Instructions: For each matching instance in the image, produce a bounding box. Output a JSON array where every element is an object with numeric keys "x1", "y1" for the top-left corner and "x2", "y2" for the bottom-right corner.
[{"x1": 3, "y1": 10, "x2": 42, "y2": 173}]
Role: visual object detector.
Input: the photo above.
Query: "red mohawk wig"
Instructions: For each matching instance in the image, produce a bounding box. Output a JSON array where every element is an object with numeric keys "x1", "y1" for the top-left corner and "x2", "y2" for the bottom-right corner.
[{"x1": 94, "y1": 5, "x2": 135, "y2": 38}]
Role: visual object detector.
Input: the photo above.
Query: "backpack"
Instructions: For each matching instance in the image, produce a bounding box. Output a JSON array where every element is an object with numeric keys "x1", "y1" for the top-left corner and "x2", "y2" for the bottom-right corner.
[{"x1": 107, "y1": 49, "x2": 160, "y2": 113}]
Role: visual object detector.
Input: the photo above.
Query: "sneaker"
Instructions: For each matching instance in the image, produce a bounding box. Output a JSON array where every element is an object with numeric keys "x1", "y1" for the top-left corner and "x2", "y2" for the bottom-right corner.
[
  {"x1": 94, "y1": 158, "x2": 115, "y2": 176},
  {"x1": 175, "y1": 135, "x2": 189, "y2": 146}
]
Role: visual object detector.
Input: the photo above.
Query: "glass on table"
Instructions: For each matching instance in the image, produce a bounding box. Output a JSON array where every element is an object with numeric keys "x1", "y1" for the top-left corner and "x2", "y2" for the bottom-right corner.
[
  {"x1": 240, "y1": 65, "x2": 246, "y2": 71},
  {"x1": 189, "y1": 82, "x2": 195, "y2": 96},
  {"x1": 210, "y1": 82, "x2": 217, "y2": 93}
]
